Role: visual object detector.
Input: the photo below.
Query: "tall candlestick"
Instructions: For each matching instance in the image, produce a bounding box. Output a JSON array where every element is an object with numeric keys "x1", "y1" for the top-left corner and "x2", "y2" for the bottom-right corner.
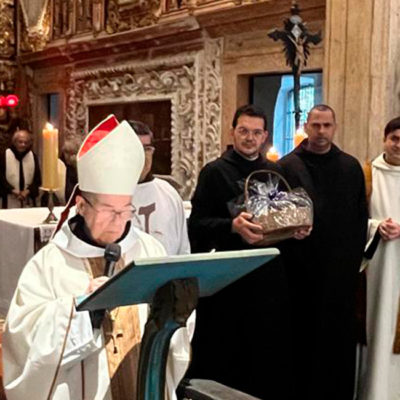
[
  {"x1": 294, "y1": 128, "x2": 307, "y2": 147},
  {"x1": 42, "y1": 123, "x2": 59, "y2": 190},
  {"x1": 266, "y1": 146, "x2": 279, "y2": 162}
]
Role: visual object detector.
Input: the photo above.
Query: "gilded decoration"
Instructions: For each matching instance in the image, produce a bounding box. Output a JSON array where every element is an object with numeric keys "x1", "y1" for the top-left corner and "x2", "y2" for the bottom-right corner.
[
  {"x1": 0, "y1": 62, "x2": 16, "y2": 92},
  {"x1": 53, "y1": 0, "x2": 74, "y2": 38},
  {"x1": 64, "y1": 39, "x2": 222, "y2": 198},
  {"x1": 0, "y1": 62, "x2": 19, "y2": 155},
  {"x1": 106, "y1": 0, "x2": 162, "y2": 34},
  {"x1": 20, "y1": 2, "x2": 52, "y2": 53},
  {"x1": 75, "y1": 0, "x2": 94, "y2": 33},
  {"x1": 0, "y1": 0, "x2": 15, "y2": 59}
]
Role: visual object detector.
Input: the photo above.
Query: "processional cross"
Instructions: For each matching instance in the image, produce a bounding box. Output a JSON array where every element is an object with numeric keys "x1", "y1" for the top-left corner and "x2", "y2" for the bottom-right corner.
[{"x1": 268, "y1": 0, "x2": 322, "y2": 130}]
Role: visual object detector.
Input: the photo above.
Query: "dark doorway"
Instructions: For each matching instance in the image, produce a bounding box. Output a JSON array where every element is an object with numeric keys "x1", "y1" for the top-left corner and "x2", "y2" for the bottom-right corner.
[{"x1": 89, "y1": 100, "x2": 172, "y2": 175}]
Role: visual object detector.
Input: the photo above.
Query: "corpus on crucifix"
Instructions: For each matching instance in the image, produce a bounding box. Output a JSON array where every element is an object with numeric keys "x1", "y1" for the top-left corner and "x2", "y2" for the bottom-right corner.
[{"x1": 268, "y1": 0, "x2": 321, "y2": 130}]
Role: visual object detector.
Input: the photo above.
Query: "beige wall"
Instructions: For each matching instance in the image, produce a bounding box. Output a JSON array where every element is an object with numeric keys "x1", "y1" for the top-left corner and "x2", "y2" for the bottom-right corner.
[
  {"x1": 221, "y1": 0, "x2": 400, "y2": 164},
  {"x1": 221, "y1": 22, "x2": 324, "y2": 150},
  {"x1": 324, "y1": 0, "x2": 400, "y2": 162}
]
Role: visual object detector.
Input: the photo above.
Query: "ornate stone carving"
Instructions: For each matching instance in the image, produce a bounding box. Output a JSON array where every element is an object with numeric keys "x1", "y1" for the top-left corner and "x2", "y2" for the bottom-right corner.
[
  {"x1": 92, "y1": 0, "x2": 105, "y2": 33},
  {"x1": 76, "y1": 0, "x2": 94, "y2": 33},
  {"x1": 202, "y1": 37, "x2": 222, "y2": 164},
  {"x1": 53, "y1": 0, "x2": 74, "y2": 38},
  {"x1": 0, "y1": 61, "x2": 16, "y2": 92},
  {"x1": 0, "y1": 61, "x2": 19, "y2": 155},
  {"x1": 64, "y1": 40, "x2": 222, "y2": 198},
  {"x1": 165, "y1": 0, "x2": 186, "y2": 12},
  {"x1": 106, "y1": 0, "x2": 162, "y2": 34},
  {"x1": 0, "y1": 0, "x2": 15, "y2": 59}
]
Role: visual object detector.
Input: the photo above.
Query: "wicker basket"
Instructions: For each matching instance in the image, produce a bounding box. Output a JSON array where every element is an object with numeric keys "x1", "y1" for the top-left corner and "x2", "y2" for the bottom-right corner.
[{"x1": 244, "y1": 169, "x2": 313, "y2": 246}]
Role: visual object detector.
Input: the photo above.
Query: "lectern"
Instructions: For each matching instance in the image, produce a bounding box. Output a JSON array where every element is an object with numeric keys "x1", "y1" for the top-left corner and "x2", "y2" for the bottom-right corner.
[{"x1": 77, "y1": 248, "x2": 279, "y2": 400}]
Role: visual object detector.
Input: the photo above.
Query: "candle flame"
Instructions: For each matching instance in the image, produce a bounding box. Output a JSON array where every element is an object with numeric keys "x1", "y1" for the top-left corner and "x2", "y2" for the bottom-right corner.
[
  {"x1": 295, "y1": 127, "x2": 307, "y2": 137},
  {"x1": 45, "y1": 122, "x2": 54, "y2": 130},
  {"x1": 266, "y1": 146, "x2": 280, "y2": 161}
]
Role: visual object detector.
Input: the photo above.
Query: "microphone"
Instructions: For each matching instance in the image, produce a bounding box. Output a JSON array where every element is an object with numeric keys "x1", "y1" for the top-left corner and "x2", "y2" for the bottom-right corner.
[
  {"x1": 90, "y1": 243, "x2": 121, "y2": 330},
  {"x1": 104, "y1": 243, "x2": 121, "y2": 277}
]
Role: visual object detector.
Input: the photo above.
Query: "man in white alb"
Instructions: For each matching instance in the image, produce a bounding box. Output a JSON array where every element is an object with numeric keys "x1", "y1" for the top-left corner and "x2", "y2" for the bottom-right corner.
[
  {"x1": 2, "y1": 115, "x2": 193, "y2": 400},
  {"x1": 128, "y1": 120, "x2": 190, "y2": 256},
  {"x1": 360, "y1": 116, "x2": 400, "y2": 400}
]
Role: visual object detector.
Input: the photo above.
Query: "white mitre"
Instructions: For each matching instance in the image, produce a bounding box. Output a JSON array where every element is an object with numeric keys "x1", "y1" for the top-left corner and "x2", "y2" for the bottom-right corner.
[{"x1": 77, "y1": 114, "x2": 145, "y2": 195}]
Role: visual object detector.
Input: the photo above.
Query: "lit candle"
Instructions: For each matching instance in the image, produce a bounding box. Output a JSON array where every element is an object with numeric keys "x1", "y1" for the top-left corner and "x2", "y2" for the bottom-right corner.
[
  {"x1": 294, "y1": 128, "x2": 307, "y2": 147},
  {"x1": 266, "y1": 146, "x2": 279, "y2": 162},
  {"x1": 42, "y1": 123, "x2": 59, "y2": 190}
]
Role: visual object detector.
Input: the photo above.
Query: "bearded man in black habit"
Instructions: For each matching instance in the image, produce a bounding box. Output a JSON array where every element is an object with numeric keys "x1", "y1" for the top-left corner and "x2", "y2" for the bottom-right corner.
[{"x1": 278, "y1": 104, "x2": 368, "y2": 400}]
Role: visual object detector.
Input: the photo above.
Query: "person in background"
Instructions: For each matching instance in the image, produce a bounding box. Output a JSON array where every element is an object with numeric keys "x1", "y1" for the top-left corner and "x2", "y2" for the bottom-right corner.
[
  {"x1": 128, "y1": 120, "x2": 190, "y2": 256},
  {"x1": 0, "y1": 129, "x2": 41, "y2": 208},
  {"x1": 359, "y1": 116, "x2": 400, "y2": 400},
  {"x1": 62, "y1": 139, "x2": 79, "y2": 202},
  {"x1": 278, "y1": 104, "x2": 368, "y2": 400}
]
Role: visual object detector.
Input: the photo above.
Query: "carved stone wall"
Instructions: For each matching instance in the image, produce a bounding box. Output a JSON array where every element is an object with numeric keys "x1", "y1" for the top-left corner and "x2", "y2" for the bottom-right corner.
[
  {"x1": 64, "y1": 38, "x2": 222, "y2": 199},
  {"x1": 0, "y1": 0, "x2": 15, "y2": 60},
  {"x1": 0, "y1": 0, "x2": 17, "y2": 155},
  {"x1": 106, "y1": 0, "x2": 162, "y2": 34}
]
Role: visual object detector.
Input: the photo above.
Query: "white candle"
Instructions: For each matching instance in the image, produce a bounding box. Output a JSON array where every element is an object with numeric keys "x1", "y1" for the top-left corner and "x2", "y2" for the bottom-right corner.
[{"x1": 42, "y1": 123, "x2": 59, "y2": 190}]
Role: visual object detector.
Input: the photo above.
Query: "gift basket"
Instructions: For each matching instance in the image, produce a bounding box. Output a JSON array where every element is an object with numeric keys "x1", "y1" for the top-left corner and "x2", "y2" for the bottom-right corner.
[{"x1": 244, "y1": 169, "x2": 313, "y2": 246}]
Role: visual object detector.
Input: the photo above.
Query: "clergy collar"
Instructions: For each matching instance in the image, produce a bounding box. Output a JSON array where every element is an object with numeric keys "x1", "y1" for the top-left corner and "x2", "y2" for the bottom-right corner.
[
  {"x1": 9, "y1": 145, "x2": 31, "y2": 161},
  {"x1": 233, "y1": 148, "x2": 259, "y2": 161},
  {"x1": 52, "y1": 212, "x2": 139, "y2": 258},
  {"x1": 68, "y1": 214, "x2": 131, "y2": 248},
  {"x1": 223, "y1": 148, "x2": 263, "y2": 164},
  {"x1": 296, "y1": 139, "x2": 341, "y2": 158}
]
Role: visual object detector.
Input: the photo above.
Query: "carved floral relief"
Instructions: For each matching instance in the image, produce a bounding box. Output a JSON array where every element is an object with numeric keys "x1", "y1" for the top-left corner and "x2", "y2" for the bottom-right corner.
[
  {"x1": 64, "y1": 39, "x2": 222, "y2": 198},
  {"x1": 106, "y1": 0, "x2": 162, "y2": 34},
  {"x1": 0, "y1": 0, "x2": 15, "y2": 59}
]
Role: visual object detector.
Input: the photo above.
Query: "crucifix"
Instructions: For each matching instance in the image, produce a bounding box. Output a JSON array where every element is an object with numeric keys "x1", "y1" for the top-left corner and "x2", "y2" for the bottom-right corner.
[{"x1": 268, "y1": 0, "x2": 322, "y2": 130}]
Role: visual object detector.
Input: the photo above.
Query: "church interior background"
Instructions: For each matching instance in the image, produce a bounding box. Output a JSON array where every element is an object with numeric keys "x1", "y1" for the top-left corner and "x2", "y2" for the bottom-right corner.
[
  {"x1": 1, "y1": 0, "x2": 400, "y2": 397},
  {"x1": 1, "y1": 0, "x2": 399, "y2": 200}
]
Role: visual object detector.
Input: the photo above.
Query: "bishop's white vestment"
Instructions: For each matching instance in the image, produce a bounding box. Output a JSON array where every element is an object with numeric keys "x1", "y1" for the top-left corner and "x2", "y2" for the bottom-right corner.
[
  {"x1": 360, "y1": 154, "x2": 400, "y2": 400},
  {"x1": 2, "y1": 217, "x2": 194, "y2": 400}
]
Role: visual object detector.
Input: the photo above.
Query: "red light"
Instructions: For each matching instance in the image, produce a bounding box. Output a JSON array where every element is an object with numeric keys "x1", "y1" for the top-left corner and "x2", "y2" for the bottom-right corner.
[
  {"x1": 6, "y1": 95, "x2": 19, "y2": 108},
  {"x1": 0, "y1": 96, "x2": 6, "y2": 107}
]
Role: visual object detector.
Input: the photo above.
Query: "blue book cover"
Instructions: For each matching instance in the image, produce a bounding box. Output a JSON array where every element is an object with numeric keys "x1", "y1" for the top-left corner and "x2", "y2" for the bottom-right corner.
[{"x1": 77, "y1": 248, "x2": 279, "y2": 312}]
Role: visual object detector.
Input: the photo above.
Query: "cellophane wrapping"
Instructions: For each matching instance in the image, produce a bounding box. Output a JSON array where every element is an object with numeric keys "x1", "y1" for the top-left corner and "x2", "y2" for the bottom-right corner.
[{"x1": 245, "y1": 179, "x2": 313, "y2": 245}]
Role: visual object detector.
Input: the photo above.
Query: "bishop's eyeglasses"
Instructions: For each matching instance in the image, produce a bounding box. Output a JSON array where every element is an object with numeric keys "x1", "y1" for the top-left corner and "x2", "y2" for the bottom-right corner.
[{"x1": 81, "y1": 195, "x2": 136, "y2": 222}]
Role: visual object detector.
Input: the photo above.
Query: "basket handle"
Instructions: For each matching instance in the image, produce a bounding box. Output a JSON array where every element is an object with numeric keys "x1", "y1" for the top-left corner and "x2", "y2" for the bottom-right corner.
[{"x1": 244, "y1": 169, "x2": 292, "y2": 203}]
